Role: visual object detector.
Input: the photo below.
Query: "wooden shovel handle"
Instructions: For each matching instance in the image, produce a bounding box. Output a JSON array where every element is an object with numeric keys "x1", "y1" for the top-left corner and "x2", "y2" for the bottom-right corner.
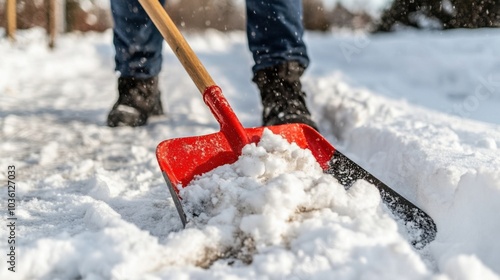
[
  {"x1": 138, "y1": 0, "x2": 216, "y2": 93},
  {"x1": 6, "y1": 0, "x2": 16, "y2": 41}
]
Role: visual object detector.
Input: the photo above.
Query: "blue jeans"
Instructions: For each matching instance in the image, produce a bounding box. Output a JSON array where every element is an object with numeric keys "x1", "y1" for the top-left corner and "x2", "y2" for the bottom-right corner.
[
  {"x1": 246, "y1": 0, "x2": 309, "y2": 72},
  {"x1": 111, "y1": 0, "x2": 309, "y2": 78}
]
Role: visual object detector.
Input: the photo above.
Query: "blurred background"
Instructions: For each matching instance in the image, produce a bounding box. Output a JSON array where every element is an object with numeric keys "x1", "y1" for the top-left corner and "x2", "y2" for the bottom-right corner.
[{"x1": 1, "y1": 0, "x2": 499, "y2": 36}]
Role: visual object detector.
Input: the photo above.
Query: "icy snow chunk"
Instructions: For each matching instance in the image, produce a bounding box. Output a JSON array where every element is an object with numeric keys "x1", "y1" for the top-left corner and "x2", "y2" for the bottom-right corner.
[
  {"x1": 476, "y1": 138, "x2": 497, "y2": 150},
  {"x1": 83, "y1": 201, "x2": 122, "y2": 230},
  {"x1": 88, "y1": 175, "x2": 111, "y2": 201}
]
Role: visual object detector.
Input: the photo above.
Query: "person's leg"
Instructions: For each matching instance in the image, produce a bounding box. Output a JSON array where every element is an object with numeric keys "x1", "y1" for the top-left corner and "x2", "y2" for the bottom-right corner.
[
  {"x1": 108, "y1": 0, "x2": 166, "y2": 127},
  {"x1": 246, "y1": 0, "x2": 317, "y2": 130},
  {"x1": 112, "y1": 0, "x2": 165, "y2": 78},
  {"x1": 246, "y1": 0, "x2": 309, "y2": 72}
]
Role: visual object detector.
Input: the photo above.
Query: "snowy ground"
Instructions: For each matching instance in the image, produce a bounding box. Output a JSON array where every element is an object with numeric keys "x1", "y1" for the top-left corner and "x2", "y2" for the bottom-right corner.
[{"x1": 1, "y1": 27, "x2": 500, "y2": 279}]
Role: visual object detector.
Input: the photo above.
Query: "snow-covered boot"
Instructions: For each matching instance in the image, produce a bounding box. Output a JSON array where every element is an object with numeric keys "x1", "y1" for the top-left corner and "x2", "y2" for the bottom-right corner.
[
  {"x1": 253, "y1": 61, "x2": 318, "y2": 131},
  {"x1": 107, "y1": 76, "x2": 163, "y2": 127}
]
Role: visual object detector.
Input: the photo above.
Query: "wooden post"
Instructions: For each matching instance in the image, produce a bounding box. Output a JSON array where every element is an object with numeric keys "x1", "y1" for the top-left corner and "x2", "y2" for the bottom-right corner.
[
  {"x1": 48, "y1": 0, "x2": 57, "y2": 48},
  {"x1": 6, "y1": 0, "x2": 17, "y2": 41},
  {"x1": 47, "y1": 0, "x2": 66, "y2": 49}
]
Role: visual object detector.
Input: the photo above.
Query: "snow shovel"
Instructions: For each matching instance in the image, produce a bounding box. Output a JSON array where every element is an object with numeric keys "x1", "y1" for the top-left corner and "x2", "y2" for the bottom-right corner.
[{"x1": 139, "y1": 0, "x2": 437, "y2": 248}]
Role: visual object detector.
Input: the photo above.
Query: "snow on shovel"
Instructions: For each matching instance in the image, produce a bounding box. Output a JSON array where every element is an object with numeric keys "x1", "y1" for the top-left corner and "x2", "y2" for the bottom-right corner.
[{"x1": 138, "y1": 0, "x2": 437, "y2": 248}]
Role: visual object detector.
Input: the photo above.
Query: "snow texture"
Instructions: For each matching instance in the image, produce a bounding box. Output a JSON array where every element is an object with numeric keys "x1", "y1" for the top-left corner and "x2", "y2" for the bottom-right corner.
[{"x1": 1, "y1": 27, "x2": 500, "y2": 279}]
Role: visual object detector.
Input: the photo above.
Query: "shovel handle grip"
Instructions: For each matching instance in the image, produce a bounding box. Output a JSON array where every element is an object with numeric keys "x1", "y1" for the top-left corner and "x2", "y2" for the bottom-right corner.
[{"x1": 138, "y1": 0, "x2": 215, "y2": 93}]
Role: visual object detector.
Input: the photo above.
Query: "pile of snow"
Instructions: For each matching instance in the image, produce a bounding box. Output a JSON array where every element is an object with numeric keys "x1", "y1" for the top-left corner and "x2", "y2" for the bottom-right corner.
[
  {"x1": 1, "y1": 28, "x2": 500, "y2": 279},
  {"x1": 177, "y1": 130, "x2": 426, "y2": 278}
]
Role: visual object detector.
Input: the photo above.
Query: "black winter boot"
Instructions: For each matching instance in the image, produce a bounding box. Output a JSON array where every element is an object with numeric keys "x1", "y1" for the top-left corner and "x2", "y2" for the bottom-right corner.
[
  {"x1": 107, "y1": 76, "x2": 163, "y2": 127},
  {"x1": 253, "y1": 61, "x2": 318, "y2": 131}
]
